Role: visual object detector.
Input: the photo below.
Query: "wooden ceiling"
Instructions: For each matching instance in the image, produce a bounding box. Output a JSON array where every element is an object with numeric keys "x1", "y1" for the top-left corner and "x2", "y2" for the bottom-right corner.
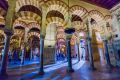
[
  {"x1": 81, "y1": 0, "x2": 120, "y2": 9},
  {"x1": 0, "y1": 0, "x2": 120, "y2": 11}
]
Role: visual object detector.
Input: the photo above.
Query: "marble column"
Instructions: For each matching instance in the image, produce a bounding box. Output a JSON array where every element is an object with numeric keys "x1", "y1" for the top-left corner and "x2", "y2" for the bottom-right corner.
[
  {"x1": 77, "y1": 43, "x2": 80, "y2": 61},
  {"x1": 30, "y1": 47, "x2": 33, "y2": 60},
  {"x1": 0, "y1": 0, "x2": 16, "y2": 76},
  {"x1": 39, "y1": 35, "x2": 45, "y2": 75},
  {"x1": 30, "y1": 39, "x2": 33, "y2": 60},
  {"x1": 0, "y1": 31, "x2": 13, "y2": 76},
  {"x1": 87, "y1": 37, "x2": 96, "y2": 70},
  {"x1": 21, "y1": 44, "x2": 26, "y2": 65},
  {"x1": 103, "y1": 40, "x2": 112, "y2": 67},
  {"x1": 66, "y1": 37, "x2": 74, "y2": 72},
  {"x1": 86, "y1": 18, "x2": 96, "y2": 70},
  {"x1": 22, "y1": 28, "x2": 29, "y2": 64},
  {"x1": 21, "y1": 46, "x2": 24, "y2": 64}
]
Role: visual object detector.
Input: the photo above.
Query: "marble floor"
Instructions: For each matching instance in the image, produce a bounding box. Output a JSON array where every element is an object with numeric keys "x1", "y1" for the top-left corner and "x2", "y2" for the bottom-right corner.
[{"x1": 0, "y1": 60, "x2": 120, "y2": 80}]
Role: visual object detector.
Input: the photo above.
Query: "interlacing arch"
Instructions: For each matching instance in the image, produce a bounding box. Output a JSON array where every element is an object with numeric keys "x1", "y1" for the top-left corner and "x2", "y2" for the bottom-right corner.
[
  {"x1": 0, "y1": 30, "x2": 5, "y2": 38},
  {"x1": 14, "y1": 29, "x2": 24, "y2": 36},
  {"x1": 45, "y1": 0, "x2": 68, "y2": 21},
  {"x1": 10, "y1": 39, "x2": 18, "y2": 44},
  {"x1": 89, "y1": 10, "x2": 104, "y2": 23},
  {"x1": 92, "y1": 24, "x2": 105, "y2": 34},
  {"x1": 13, "y1": 20, "x2": 27, "y2": 29},
  {"x1": 0, "y1": 37, "x2": 4, "y2": 42},
  {"x1": 72, "y1": 21, "x2": 85, "y2": 30},
  {"x1": 0, "y1": 7, "x2": 6, "y2": 17},
  {"x1": 57, "y1": 34, "x2": 65, "y2": 39},
  {"x1": 0, "y1": 30, "x2": 5, "y2": 43},
  {"x1": 0, "y1": 7, "x2": 6, "y2": 25},
  {"x1": 11, "y1": 35, "x2": 19, "y2": 40},
  {"x1": 104, "y1": 15, "x2": 112, "y2": 23},
  {"x1": 0, "y1": 17, "x2": 5, "y2": 25},
  {"x1": 89, "y1": 10, "x2": 104, "y2": 34},
  {"x1": 28, "y1": 22, "x2": 40, "y2": 31},
  {"x1": 104, "y1": 15, "x2": 112, "y2": 31},
  {"x1": 16, "y1": 11, "x2": 41, "y2": 24},
  {"x1": 70, "y1": 6, "x2": 88, "y2": 31},
  {"x1": 28, "y1": 32, "x2": 40, "y2": 39},
  {"x1": 46, "y1": 17, "x2": 67, "y2": 27},
  {"x1": 16, "y1": 0, "x2": 42, "y2": 12},
  {"x1": 70, "y1": 5, "x2": 88, "y2": 20},
  {"x1": 56, "y1": 26, "x2": 65, "y2": 45}
]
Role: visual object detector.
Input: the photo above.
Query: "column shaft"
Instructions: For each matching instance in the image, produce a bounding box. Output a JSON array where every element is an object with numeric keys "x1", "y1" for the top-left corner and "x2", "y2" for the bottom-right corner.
[
  {"x1": 0, "y1": 34, "x2": 11, "y2": 76},
  {"x1": 104, "y1": 40, "x2": 112, "y2": 66},
  {"x1": 77, "y1": 43, "x2": 80, "y2": 61},
  {"x1": 66, "y1": 39, "x2": 74, "y2": 72},
  {"x1": 87, "y1": 38, "x2": 95, "y2": 70},
  {"x1": 39, "y1": 36, "x2": 44, "y2": 75}
]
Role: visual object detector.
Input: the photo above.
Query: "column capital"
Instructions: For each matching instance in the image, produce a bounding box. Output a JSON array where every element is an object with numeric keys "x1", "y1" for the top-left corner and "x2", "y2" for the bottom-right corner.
[
  {"x1": 66, "y1": 35, "x2": 72, "y2": 40},
  {"x1": 40, "y1": 34, "x2": 45, "y2": 39},
  {"x1": 86, "y1": 36, "x2": 92, "y2": 41},
  {"x1": 4, "y1": 29, "x2": 13, "y2": 36},
  {"x1": 103, "y1": 39, "x2": 108, "y2": 43}
]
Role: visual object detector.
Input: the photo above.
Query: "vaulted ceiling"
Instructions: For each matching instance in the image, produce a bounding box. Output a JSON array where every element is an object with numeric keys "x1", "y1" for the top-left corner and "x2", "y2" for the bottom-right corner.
[{"x1": 81, "y1": 0, "x2": 120, "y2": 9}]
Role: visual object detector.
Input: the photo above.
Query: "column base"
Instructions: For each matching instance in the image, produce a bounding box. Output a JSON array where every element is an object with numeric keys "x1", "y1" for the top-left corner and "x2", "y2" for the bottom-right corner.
[
  {"x1": 39, "y1": 71, "x2": 44, "y2": 75},
  {"x1": 67, "y1": 68, "x2": 74, "y2": 73},
  {"x1": 116, "y1": 61, "x2": 120, "y2": 68},
  {"x1": 89, "y1": 66, "x2": 96, "y2": 71},
  {"x1": 106, "y1": 64, "x2": 114, "y2": 69}
]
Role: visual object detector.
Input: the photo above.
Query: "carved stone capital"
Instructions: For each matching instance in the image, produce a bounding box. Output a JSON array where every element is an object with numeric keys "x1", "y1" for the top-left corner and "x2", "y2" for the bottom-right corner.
[{"x1": 4, "y1": 29, "x2": 13, "y2": 36}]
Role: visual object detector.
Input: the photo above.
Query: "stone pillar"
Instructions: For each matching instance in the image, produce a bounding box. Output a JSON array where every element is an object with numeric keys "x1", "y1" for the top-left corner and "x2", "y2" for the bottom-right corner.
[
  {"x1": 103, "y1": 40, "x2": 112, "y2": 67},
  {"x1": 77, "y1": 43, "x2": 80, "y2": 61},
  {"x1": 86, "y1": 18, "x2": 96, "y2": 70},
  {"x1": 21, "y1": 28, "x2": 29, "y2": 64},
  {"x1": 39, "y1": 35, "x2": 45, "y2": 75},
  {"x1": 30, "y1": 38, "x2": 33, "y2": 60},
  {"x1": 87, "y1": 37, "x2": 96, "y2": 70},
  {"x1": 65, "y1": 27, "x2": 75, "y2": 72},
  {"x1": 21, "y1": 45, "x2": 24, "y2": 64},
  {"x1": 0, "y1": 31, "x2": 13, "y2": 76},
  {"x1": 0, "y1": 0, "x2": 16, "y2": 76},
  {"x1": 66, "y1": 36, "x2": 74, "y2": 72},
  {"x1": 30, "y1": 47, "x2": 33, "y2": 60}
]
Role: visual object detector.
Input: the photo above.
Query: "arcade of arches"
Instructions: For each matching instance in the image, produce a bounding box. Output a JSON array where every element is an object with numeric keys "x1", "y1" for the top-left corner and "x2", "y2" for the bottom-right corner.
[{"x1": 0, "y1": 0, "x2": 120, "y2": 79}]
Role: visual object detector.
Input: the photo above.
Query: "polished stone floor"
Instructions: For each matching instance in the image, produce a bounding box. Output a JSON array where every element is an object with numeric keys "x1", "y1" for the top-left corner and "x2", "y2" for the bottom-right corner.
[{"x1": 0, "y1": 60, "x2": 120, "y2": 80}]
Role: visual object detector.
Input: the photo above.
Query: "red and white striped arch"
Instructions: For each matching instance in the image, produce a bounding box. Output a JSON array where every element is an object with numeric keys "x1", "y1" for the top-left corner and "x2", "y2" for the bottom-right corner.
[
  {"x1": 28, "y1": 22, "x2": 40, "y2": 31},
  {"x1": 104, "y1": 15, "x2": 112, "y2": 32},
  {"x1": 89, "y1": 10, "x2": 105, "y2": 34},
  {"x1": 16, "y1": 0, "x2": 42, "y2": 12},
  {"x1": 89, "y1": 10, "x2": 104, "y2": 23},
  {"x1": 13, "y1": 29, "x2": 24, "y2": 36},
  {"x1": 45, "y1": 0, "x2": 68, "y2": 20},
  {"x1": 104, "y1": 15, "x2": 112, "y2": 23},
  {"x1": 72, "y1": 21, "x2": 85, "y2": 30},
  {"x1": 28, "y1": 32, "x2": 40, "y2": 39},
  {"x1": 16, "y1": 11, "x2": 41, "y2": 24},
  {"x1": 0, "y1": 7, "x2": 6, "y2": 25},
  {"x1": 46, "y1": 17, "x2": 67, "y2": 28},
  {"x1": 13, "y1": 20, "x2": 27, "y2": 29},
  {"x1": 70, "y1": 5, "x2": 88, "y2": 20},
  {"x1": 10, "y1": 39, "x2": 18, "y2": 43},
  {"x1": 0, "y1": 30, "x2": 5, "y2": 38}
]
